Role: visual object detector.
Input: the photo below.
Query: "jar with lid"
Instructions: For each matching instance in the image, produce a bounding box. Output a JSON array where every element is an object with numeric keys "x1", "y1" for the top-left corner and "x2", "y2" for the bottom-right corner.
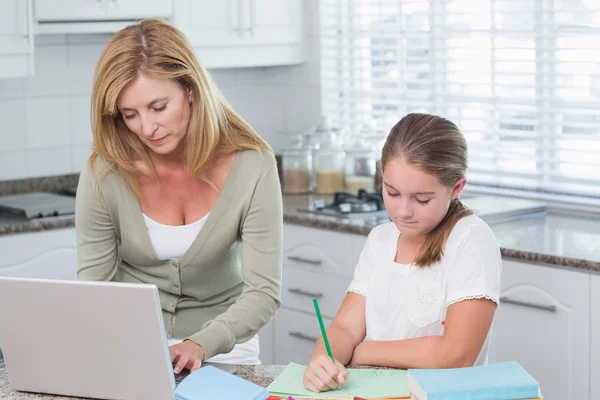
[
  {"x1": 343, "y1": 136, "x2": 379, "y2": 195},
  {"x1": 282, "y1": 136, "x2": 313, "y2": 194},
  {"x1": 307, "y1": 116, "x2": 346, "y2": 194},
  {"x1": 314, "y1": 146, "x2": 345, "y2": 194}
]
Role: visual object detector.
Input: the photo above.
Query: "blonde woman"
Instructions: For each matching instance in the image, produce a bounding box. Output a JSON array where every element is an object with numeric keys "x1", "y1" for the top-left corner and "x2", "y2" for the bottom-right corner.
[
  {"x1": 76, "y1": 19, "x2": 282, "y2": 373},
  {"x1": 303, "y1": 113, "x2": 501, "y2": 392}
]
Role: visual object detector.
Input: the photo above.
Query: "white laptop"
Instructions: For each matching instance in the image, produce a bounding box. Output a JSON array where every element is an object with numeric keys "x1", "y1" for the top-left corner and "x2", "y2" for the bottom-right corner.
[{"x1": 0, "y1": 276, "x2": 234, "y2": 400}]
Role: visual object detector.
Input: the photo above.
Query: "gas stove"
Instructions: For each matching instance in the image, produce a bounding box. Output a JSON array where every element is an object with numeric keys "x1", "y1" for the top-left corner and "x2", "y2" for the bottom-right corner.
[{"x1": 298, "y1": 190, "x2": 390, "y2": 219}]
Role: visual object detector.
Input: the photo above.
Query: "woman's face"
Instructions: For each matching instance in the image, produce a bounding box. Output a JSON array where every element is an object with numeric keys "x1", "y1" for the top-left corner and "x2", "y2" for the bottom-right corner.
[
  {"x1": 117, "y1": 75, "x2": 192, "y2": 157},
  {"x1": 382, "y1": 157, "x2": 466, "y2": 238}
]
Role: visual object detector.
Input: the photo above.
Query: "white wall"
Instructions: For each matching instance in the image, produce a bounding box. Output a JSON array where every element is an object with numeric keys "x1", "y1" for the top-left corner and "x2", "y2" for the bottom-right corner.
[{"x1": 0, "y1": 0, "x2": 320, "y2": 181}]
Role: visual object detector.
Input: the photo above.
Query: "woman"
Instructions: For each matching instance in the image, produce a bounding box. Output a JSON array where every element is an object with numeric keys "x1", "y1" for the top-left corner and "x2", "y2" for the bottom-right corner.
[
  {"x1": 303, "y1": 113, "x2": 501, "y2": 392},
  {"x1": 75, "y1": 19, "x2": 282, "y2": 374}
]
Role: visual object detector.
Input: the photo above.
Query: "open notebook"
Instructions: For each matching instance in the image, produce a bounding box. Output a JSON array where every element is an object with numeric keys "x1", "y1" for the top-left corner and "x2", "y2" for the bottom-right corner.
[{"x1": 266, "y1": 362, "x2": 410, "y2": 399}]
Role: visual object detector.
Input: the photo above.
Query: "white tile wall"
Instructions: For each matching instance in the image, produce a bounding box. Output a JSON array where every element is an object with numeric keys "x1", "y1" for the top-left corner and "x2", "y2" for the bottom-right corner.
[
  {"x1": 0, "y1": 99, "x2": 26, "y2": 151},
  {"x1": 0, "y1": 0, "x2": 321, "y2": 181}
]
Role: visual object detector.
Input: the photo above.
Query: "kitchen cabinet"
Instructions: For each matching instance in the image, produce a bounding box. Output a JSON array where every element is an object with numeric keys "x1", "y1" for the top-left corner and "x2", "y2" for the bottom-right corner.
[
  {"x1": 489, "y1": 259, "x2": 590, "y2": 400},
  {"x1": 274, "y1": 308, "x2": 333, "y2": 365},
  {"x1": 34, "y1": 0, "x2": 172, "y2": 21},
  {"x1": 270, "y1": 224, "x2": 366, "y2": 364},
  {"x1": 173, "y1": 0, "x2": 304, "y2": 68},
  {"x1": 34, "y1": 0, "x2": 173, "y2": 34},
  {"x1": 258, "y1": 320, "x2": 274, "y2": 365},
  {"x1": 0, "y1": 0, "x2": 34, "y2": 78},
  {"x1": 0, "y1": 228, "x2": 78, "y2": 280},
  {"x1": 591, "y1": 275, "x2": 600, "y2": 400}
]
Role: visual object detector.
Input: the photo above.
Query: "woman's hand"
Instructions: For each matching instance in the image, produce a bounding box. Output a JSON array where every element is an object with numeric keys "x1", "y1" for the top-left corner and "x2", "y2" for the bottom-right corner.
[
  {"x1": 303, "y1": 354, "x2": 348, "y2": 393},
  {"x1": 169, "y1": 340, "x2": 206, "y2": 374}
]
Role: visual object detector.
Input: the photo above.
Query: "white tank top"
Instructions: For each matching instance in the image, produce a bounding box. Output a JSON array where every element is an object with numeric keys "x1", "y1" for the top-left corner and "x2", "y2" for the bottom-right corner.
[{"x1": 142, "y1": 213, "x2": 210, "y2": 260}]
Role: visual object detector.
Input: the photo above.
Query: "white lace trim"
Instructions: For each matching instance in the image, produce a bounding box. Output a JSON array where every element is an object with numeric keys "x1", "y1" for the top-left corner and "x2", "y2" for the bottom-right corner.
[
  {"x1": 348, "y1": 288, "x2": 367, "y2": 297},
  {"x1": 447, "y1": 294, "x2": 500, "y2": 306}
]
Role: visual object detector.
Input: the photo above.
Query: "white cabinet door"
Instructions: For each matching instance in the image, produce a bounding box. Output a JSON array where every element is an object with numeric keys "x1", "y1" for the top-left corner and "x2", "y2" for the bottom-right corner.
[
  {"x1": 34, "y1": 0, "x2": 107, "y2": 21},
  {"x1": 0, "y1": 228, "x2": 78, "y2": 280},
  {"x1": 106, "y1": 0, "x2": 173, "y2": 19},
  {"x1": 35, "y1": 0, "x2": 172, "y2": 21},
  {"x1": 489, "y1": 259, "x2": 590, "y2": 400},
  {"x1": 249, "y1": 0, "x2": 302, "y2": 45},
  {"x1": 0, "y1": 0, "x2": 34, "y2": 78},
  {"x1": 172, "y1": 0, "x2": 304, "y2": 68},
  {"x1": 591, "y1": 275, "x2": 600, "y2": 400},
  {"x1": 174, "y1": 0, "x2": 245, "y2": 47}
]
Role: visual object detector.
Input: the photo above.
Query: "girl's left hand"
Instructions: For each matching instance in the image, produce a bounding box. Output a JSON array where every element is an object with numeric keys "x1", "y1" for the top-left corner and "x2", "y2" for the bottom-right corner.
[{"x1": 170, "y1": 340, "x2": 206, "y2": 373}]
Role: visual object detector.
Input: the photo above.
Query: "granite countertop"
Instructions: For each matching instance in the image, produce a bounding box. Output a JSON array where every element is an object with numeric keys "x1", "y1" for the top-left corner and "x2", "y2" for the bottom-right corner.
[
  {"x1": 0, "y1": 362, "x2": 332, "y2": 400},
  {"x1": 283, "y1": 194, "x2": 600, "y2": 273},
  {"x1": 2, "y1": 175, "x2": 600, "y2": 272}
]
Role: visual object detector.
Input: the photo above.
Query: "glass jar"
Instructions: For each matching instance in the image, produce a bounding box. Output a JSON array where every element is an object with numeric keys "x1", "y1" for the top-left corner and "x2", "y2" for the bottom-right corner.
[
  {"x1": 343, "y1": 137, "x2": 379, "y2": 194},
  {"x1": 282, "y1": 147, "x2": 312, "y2": 194},
  {"x1": 314, "y1": 145, "x2": 345, "y2": 194}
]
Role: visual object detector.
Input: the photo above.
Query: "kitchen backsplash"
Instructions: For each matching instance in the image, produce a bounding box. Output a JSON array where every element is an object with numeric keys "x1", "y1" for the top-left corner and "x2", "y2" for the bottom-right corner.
[{"x1": 0, "y1": 1, "x2": 320, "y2": 182}]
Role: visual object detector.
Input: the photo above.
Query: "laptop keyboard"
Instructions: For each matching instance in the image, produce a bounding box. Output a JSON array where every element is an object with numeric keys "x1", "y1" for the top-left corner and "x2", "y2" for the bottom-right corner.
[{"x1": 174, "y1": 369, "x2": 190, "y2": 386}]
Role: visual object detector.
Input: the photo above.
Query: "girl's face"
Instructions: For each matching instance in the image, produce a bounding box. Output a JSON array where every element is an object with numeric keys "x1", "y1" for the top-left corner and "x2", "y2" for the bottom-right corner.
[
  {"x1": 117, "y1": 75, "x2": 192, "y2": 157},
  {"x1": 382, "y1": 157, "x2": 466, "y2": 238}
]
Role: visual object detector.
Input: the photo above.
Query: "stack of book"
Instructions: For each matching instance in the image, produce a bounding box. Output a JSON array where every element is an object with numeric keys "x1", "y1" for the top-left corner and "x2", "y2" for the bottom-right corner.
[{"x1": 408, "y1": 361, "x2": 541, "y2": 400}]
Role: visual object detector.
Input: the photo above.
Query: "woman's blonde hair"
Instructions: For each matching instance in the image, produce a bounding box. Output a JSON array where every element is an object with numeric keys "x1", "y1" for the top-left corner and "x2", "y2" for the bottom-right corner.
[
  {"x1": 381, "y1": 113, "x2": 473, "y2": 267},
  {"x1": 89, "y1": 18, "x2": 271, "y2": 197}
]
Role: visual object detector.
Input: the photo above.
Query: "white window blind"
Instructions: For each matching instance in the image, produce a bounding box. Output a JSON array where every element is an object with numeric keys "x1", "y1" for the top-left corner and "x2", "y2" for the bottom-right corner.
[{"x1": 320, "y1": 0, "x2": 600, "y2": 198}]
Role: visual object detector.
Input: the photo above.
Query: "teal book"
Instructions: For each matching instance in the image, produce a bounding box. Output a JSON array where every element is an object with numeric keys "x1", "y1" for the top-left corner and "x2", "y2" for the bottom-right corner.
[
  {"x1": 174, "y1": 366, "x2": 270, "y2": 400},
  {"x1": 407, "y1": 362, "x2": 540, "y2": 400}
]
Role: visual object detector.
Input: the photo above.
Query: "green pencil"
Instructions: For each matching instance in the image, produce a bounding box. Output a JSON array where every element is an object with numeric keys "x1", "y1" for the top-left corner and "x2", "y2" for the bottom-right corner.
[{"x1": 313, "y1": 297, "x2": 334, "y2": 362}]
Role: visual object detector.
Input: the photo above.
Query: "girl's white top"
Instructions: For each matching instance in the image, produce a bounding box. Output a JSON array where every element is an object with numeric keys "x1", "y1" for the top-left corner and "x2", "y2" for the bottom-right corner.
[{"x1": 347, "y1": 214, "x2": 502, "y2": 366}]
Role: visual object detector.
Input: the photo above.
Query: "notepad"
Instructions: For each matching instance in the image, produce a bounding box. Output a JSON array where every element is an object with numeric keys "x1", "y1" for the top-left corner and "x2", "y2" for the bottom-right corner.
[
  {"x1": 175, "y1": 365, "x2": 270, "y2": 400},
  {"x1": 266, "y1": 362, "x2": 410, "y2": 399},
  {"x1": 407, "y1": 361, "x2": 541, "y2": 400}
]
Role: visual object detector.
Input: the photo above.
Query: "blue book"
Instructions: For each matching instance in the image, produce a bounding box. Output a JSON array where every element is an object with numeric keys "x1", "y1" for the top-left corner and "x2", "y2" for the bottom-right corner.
[
  {"x1": 174, "y1": 366, "x2": 270, "y2": 400},
  {"x1": 407, "y1": 362, "x2": 540, "y2": 400}
]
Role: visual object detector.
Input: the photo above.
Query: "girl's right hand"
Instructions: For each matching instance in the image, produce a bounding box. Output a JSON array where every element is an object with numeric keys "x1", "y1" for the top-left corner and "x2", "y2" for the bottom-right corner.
[{"x1": 303, "y1": 354, "x2": 348, "y2": 392}]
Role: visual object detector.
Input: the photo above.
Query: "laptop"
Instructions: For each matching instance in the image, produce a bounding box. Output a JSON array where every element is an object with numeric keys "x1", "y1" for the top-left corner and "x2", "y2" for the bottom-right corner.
[{"x1": 0, "y1": 277, "x2": 235, "y2": 400}]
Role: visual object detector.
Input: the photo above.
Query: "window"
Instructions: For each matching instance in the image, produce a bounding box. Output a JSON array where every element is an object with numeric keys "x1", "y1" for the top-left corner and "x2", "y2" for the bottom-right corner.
[{"x1": 320, "y1": 0, "x2": 600, "y2": 198}]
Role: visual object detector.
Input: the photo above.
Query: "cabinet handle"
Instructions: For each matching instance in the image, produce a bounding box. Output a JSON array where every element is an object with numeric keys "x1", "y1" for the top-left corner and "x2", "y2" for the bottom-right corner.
[
  {"x1": 500, "y1": 296, "x2": 557, "y2": 313},
  {"x1": 247, "y1": 0, "x2": 254, "y2": 36},
  {"x1": 287, "y1": 256, "x2": 322, "y2": 266},
  {"x1": 289, "y1": 331, "x2": 319, "y2": 342},
  {"x1": 288, "y1": 288, "x2": 323, "y2": 299},
  {"x1": 232, "y1": 0, "x2": 242, "y2": 34}
]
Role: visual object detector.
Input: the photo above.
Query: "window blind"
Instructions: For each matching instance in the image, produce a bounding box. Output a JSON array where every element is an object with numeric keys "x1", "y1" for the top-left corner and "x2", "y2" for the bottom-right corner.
[{"x1": 320, "y1": 0, "x2": 600, "y2": 198}]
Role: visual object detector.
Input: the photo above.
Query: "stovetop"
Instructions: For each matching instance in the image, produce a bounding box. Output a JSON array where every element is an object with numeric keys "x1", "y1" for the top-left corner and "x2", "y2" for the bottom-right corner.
[
  {"x1": 297, "y1": 190, "x2": 389, "y2": 219},
  {"x1": 0, "y1": 192, "x2": 76, "y2": 220}
]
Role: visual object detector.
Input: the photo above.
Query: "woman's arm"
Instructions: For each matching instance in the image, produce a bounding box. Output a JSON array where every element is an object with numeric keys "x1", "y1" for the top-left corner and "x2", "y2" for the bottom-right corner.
[
  {"x1": 351, "y1": 297, "x2": 497, "y2": 368},
  {"x1": 186, "y1": 158, "x2": 283, "y2": 360},
  {"x1": 76, "y1": 163, "x2": 120, "y2": 281}
]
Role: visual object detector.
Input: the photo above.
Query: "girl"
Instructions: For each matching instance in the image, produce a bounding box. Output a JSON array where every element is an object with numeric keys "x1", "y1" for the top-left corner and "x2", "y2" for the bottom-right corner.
[
  {"x1": 303, "y1": 113, "x2": 501, "y2": 393},
  {"x1": 76, "y1": 19, "x2": 282, "y2": 373}
]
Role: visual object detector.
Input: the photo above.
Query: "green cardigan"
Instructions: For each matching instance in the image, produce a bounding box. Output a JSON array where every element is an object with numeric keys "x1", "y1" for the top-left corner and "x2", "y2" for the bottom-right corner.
[{"x1": 75, "y1": 150, "x2": 283, "y2": 359}]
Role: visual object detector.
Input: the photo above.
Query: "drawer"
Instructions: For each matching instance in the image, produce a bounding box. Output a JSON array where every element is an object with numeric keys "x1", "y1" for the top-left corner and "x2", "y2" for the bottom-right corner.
[
  {"x1": 282, "y1": 267, "x2": 350, "y2": 319},
  {"x1": 274, "y1": 308, "x2": 333, "y2": 365},
  {"x1": 283, "y1": 224, "x2": 365, "y2": 278}
]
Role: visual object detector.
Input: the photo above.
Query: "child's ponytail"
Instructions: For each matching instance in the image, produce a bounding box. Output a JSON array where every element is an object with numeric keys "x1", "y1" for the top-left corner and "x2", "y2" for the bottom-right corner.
[{"x1": 412, "y1": 198, "x2": 472, "y2": 267}]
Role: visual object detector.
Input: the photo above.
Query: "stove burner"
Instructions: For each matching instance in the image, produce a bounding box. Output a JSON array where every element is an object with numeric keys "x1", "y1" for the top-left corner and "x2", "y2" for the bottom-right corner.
[{"x1": 315, "y1": 189, "x2": 385, "y2": 214}]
